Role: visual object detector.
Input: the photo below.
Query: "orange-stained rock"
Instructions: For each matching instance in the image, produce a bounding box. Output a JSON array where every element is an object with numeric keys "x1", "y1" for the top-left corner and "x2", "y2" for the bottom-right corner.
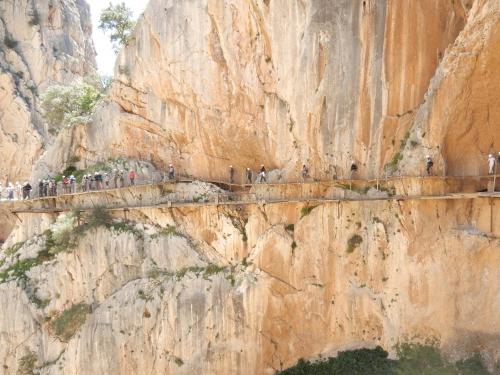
[{"x1": 36, "y1": 0, "x2": 471, "y2": 181}]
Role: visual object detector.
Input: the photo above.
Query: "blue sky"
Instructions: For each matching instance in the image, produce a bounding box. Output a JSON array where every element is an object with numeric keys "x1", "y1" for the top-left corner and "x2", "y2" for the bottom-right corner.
[{"x1": 86, "y1": 0, "x2": 148, "y2": 76}]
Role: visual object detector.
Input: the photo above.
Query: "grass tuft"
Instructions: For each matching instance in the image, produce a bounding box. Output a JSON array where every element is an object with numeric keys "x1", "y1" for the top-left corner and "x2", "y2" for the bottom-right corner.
[
  {"x1": 49, "y1": 303, "x2": 90, "y2": 342},
  {"x1": 300, "y1": 205, "x2": 317, "y2": 218},
  {"x1": 346, "y1": 234, "x2": 363, "y2": 254}
]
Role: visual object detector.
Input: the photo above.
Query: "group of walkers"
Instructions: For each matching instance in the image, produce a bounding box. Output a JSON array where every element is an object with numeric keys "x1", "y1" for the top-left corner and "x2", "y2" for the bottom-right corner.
[
  {"x1": 2, "y1": 154, "x2": 500, "y2": 201},
  {"x1": 0, "y1": 182, "x2": 33, "y2": 200},
  {"x1": 229, "y1": 164, "x2": 310, "y2": 184},
  {"x1": 37, "y1": 165, "x2": 177, "y2": 198},
  {"x1": 424, "y1": 152, "x2": 500, "y2": 177}
]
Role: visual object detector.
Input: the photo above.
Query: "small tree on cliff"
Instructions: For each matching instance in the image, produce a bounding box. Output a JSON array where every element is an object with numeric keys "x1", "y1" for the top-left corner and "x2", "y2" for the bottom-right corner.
[
  {"x1": 98, "y1": 2, "x2": 136, "y2": 53},
  {"x1": 41, "y1": 82, "x2": 104, "y2": 133}
]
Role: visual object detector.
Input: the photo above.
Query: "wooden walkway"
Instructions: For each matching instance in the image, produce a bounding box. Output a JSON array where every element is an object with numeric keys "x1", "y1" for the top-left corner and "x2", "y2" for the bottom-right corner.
[
  {"x1": 8, "y1": 191, "x2": 500, "y2": 215},
  {"x1": 2, "y1": 174, "x2": 500, "y2": 215}
]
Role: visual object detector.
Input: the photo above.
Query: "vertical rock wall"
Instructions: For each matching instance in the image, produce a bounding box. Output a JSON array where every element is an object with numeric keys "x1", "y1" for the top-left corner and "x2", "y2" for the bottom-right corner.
[
  {"x1": 38, "y1": 0, "x2": 471, "y2": 181},
  {"x1": 0, "y1": 0, "x2": 96, "y2": 181}
]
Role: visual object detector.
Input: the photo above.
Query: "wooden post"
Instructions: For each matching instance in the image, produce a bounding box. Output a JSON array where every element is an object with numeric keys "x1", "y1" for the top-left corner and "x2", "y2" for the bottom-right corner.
[
  {"x1": 490, "y1": 198, "x2": 493, "y2": 234},
  {"x1": 493, "y1": 161, "x2": 498, "y2": 193}
]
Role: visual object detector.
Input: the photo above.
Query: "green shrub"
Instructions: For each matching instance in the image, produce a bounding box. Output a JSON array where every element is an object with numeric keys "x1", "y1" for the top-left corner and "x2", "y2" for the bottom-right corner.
[
  {"x1": 3, "y1": 241, "x2": 26, "y2": 256},
  {"x1": 175, "y1": 266, "x2": 205, "y2": 280},
  {"x1": 300, "y1": 205, "x2": 317, "y2": 218},
  {"x1": 174, "y1": 356, "x2": 184, "y2": 366},
  {"x1": 226, "y1": 214, "x2": 248, "y2": 242},
  {"x1": 160, "y1": 225, "x2": 180, "y2": 237},
  {"x1": 193, "y1": 193, "x2": 208, "y2": 203},
  {"x1": 49, "y1": 303, "x2": 90, "y2": 342},
  {"x1": 174, "y1": 264, "x2": 227, "y2": 281},
  {"x1": 279, "y1": 345, "x2": 492, "y2": 375},
  {"x1": 454, "y1": 354, "x2": 491, "y2": 375},
  {"x1": 386, "y1": 152, "x2": 403, "y2": 173},
  {"x1": 4, "y1": 34, "x2": 18, "y2": 48},
  {"x1": 55, "y1": 160, "x2": 114, "y2": 183},
  {"x1": 291, "y1": 241, "x2": 297, "y2": 250},
  {"x1": 146, "y1": 267, "x2": 173, "y2": 279},
  {"x1": 17, "y1": 351, "x2": 38, "y2": 374},
  {"x1": 108, "y1": 221, "x2": 143, "y2": 239},
  {"x1": 285, "y1": 224, "x2": 295, "y2": 232},
  {"x1": 28, "y1": 10, "x2": 41, "y2": 26},
  {"x1": 29, "y1": 294, "x2": 50, "y2": 309},
  {"x1": 225, "y1": 273, "x2": 236, "y2": 286},
  {"x1": 399, "y1": 131, "x2": 410, "y2": 149},
  {"x1": 203, "y1": 264, "x2": 226, "y2": 278},
  {"x1": 0, "y1": 257, "x2": 43, "y2": 283},
  {"x1": 50, "y1": 213, "x2": 77, "y2": 251},
  {"x1": 87, "y1": 207, "x2": 112, "y2": 228},
  {"x1": 346, "y1": 234, "x2": 363, "y2": 253},
  {"x1": 137, "y1": 289, "x2": 153, "y2": 302},
  {"x1": 279, "y1": 346, "x2": 394, "y2": 375}
]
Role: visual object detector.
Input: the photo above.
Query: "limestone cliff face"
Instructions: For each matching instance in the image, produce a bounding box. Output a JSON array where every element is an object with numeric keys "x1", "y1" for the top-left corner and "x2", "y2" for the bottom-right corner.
[
  {"x1": 38, "y1": 0, "x2": 476, "y2": 180},
  {"x1": 0, "y1": 0, "x2": 95, "y2": 181},
  {"x1": 400, "y1": 0, "x2": 500, "y2": 177},
  {"x1": 4, "y1": 0, "x2": 500, "y2": 374},
  {"x1": 0, "y1": 190, "x2": 499, "y2": 374}
]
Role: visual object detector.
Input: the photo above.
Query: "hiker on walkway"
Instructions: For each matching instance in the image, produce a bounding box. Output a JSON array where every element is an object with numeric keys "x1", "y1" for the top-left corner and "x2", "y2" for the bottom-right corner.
[
  {"x1": 38, "y1": 179, "x2": 43, "y2": 197},
  {"x1": 43, "y1": 179, "x2": 49, "y2": 197},
  {"x1": 349, "y1": 162, "x2": 358, "y2": 179},
  {"x1": 69, "y1": 175, "x2": 76, "y2": 193},
  {"x1": 426, "y1": 155, "x2": 434, "y2": 176},
  {"x1": 81, "y1": 175, "x2": 87, "y2": 192},
  {"x1": 301, "y1": 164, "x2": 309, "y2": 181},
  {"x1": 119, "y1": 170, "x2": 125, "y2": 187},
  {"x1": 128, "y1": 169, "x2": 136, "y2": 185},
  {"x1": 7, "y1": 183, "x2": 14, "y2": 200},
  {"x1": 15, "y1": 182, "x2": 22, "y2": 200},
  {"x1": 246, "y1": 168, "x2": 253, "y2": 184},
  {"x1": 50, "y1": 179, "x2": 57, "y2": 196},
  {"x1": 104, "y1": 173, "x2": 110, "y2": 189},
  {"x1": 229, "y1": 166, "x2": 235, "y2": 184},
  {"x1": 168, "y1": 164, "x2": 175, "y2": 180},
  {"x1": 112, "y1": 169, "x2": 119, "y2": 188},
  {"x1": 85, "y1": 174, "x2": 91, "y2": 191},
  {"x1": 488, "y1": 154, "x2": 496, "y2": 175},
  {"x1": 498, "y1": 152, "x2": 500, "y2": 164},
  {"x1": 97, "y1": 172, "x2": 104, "y2": 190},
  {"x1": 62, "y1": 176, "x2": 69, "y2": 194},
  {"x1": 258, "y1": 165, "x2": 267, "y2": 183},
  {"x1": 22, "y1": 182, "x2": 32, "y2": 200},
  {"x1": 48, "y1": 179, "x2": 54, "y2": 196}
]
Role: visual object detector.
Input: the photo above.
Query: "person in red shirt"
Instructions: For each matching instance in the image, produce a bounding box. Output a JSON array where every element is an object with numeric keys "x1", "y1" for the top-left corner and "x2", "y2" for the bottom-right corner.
[
  {"x1": 62, "y1": 175, "x2": 70, "y2": 194},
  {"x1": 128, "y1": 170, "x2": 136, "y2": 185}
]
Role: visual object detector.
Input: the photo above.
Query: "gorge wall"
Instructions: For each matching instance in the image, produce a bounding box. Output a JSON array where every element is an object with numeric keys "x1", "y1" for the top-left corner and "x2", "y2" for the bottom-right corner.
[
  {"x1": 37, "y1": 0, "x2": 500, "y2": 181},
  {"x1": 1, "y1": 0, "x2": 500, "y2": 374},
  {"x1": 0, "y1": 0, "x2": 95, "y2": 181},
  {"x1": 0, "y1": 193, "x2": 499, "y2": 374}
]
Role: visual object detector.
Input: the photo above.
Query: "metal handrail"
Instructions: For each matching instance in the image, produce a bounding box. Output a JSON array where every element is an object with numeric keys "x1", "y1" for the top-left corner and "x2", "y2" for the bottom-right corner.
[{"x1": 1, "y1": 173, "x2": 499, "y2": 205}]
